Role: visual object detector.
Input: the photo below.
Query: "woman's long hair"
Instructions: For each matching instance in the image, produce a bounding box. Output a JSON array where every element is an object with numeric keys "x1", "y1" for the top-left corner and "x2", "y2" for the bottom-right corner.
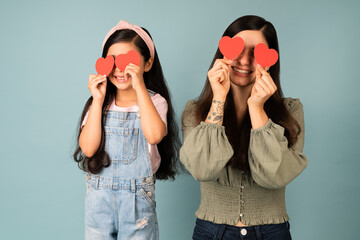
[
  {"x1": 195, "y1": 15, "x2": 301, "y2": 172},
  {"x1": 74, "y1": 28, "x2": 181, "y2": 180}
]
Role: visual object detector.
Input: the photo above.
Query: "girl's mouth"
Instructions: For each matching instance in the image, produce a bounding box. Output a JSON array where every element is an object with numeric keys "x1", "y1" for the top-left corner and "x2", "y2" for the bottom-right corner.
[{"x1": 114, "y1": 75, "x2": 126, "y2": 83}]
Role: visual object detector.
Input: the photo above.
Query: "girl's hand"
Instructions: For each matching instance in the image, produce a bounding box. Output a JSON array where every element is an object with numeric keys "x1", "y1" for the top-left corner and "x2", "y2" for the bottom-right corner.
[
  {"x1": 125, "y1": 63, "x2": 145, "y2": 91},
  {"x1": 207, "y1": 59, "x2": 232, "y2": 100},
  {"x1": 247, "y1": 64, "x2": 277, "y2": 108},
  {"x1": 88, "y1": 74, "x2": 107, "y2": 102}
]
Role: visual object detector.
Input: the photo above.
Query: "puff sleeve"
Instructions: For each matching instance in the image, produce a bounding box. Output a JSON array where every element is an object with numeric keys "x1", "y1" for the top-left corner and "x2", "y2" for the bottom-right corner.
[
  {"x1": 179, "y1": 100, "x2": 234, "y2": 181},
  {"x1": 248, "y1": 98, "x2": 308, "y2": 189}
]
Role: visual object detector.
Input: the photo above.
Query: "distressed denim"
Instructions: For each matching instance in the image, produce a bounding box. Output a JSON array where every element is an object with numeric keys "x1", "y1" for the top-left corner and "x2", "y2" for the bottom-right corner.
[{"x1": 85, "y1": 108, "x2": 158, "y2": 240}]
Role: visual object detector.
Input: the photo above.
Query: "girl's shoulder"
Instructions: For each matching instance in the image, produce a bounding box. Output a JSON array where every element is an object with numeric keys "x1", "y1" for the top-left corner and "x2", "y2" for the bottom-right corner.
[
  {"x1": 150, "y1": 91, "x2": 167, "y2": 105},
  {"x1": 283, "y1": 97, "x2": 303, "y2": 113}
]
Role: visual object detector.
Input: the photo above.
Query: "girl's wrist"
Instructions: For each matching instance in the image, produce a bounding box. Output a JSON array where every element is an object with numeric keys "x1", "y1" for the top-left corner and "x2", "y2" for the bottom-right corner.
[
  {"x1": 134, "y1": 82, "x2": 147, "y2": 93},
  {"x1": 92, "y1": 99, "x2": 104, "y2": 108}
]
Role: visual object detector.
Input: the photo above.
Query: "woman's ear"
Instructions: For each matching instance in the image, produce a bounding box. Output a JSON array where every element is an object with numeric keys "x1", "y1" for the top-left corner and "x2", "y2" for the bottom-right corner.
[{"x1": 144, "y1": 58, "x2": 154, "y2": 72}]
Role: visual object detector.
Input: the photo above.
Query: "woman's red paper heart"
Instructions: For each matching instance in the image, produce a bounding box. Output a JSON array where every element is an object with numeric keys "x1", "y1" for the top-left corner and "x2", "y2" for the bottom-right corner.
[
  {"x1": 95, "y1": 55, "x2": 114, "y2": 76},
  {"x1": 115, "y1": 50, "x2": 140, "y2": 72},
  {"x1": 219, "y1": 36, "x2": 244, "y2": 60},
  {"x1": 254, "y1": 43, "x2": 278, "y2": 67}
]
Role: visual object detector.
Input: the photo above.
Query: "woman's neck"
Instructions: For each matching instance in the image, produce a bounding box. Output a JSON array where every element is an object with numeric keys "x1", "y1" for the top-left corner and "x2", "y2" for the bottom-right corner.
[
  {"x1": 115, "y1": 88, "x2": 138, "y2": 107},
  {"x1": 230, "y1": 82, "x2": 253, "y2": 123}
]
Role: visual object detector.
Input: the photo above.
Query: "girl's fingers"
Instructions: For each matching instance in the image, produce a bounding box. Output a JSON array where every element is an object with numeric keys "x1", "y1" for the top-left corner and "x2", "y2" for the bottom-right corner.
[
  {"x1": 91, "y1": 75, "x2": 106, "y2": 85},
  {"x1": 89, "y1": 76, "x2": 107, "y2": 89}
]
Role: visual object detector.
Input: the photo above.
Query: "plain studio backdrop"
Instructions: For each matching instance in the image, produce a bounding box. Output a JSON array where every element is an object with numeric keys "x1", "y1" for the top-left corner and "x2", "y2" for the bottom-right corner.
[{"x1": 0, "y1": 0, "x2": 359, "y2": 239}]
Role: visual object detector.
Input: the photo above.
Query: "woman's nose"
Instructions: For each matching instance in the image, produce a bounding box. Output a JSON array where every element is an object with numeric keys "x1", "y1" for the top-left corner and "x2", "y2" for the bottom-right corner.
[{"x1": 233, "y1": 51, "x2": 251, "y2": 65}]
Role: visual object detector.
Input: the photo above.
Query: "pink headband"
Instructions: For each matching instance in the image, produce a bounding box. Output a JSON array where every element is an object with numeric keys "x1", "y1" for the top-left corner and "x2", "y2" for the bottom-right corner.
[{"x1": 102, "y1": 20, "x2": 155, "y2": 59}]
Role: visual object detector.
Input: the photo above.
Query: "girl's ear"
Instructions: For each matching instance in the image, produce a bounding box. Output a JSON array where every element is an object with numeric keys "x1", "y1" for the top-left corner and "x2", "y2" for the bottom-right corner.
[{"x1": 144, "y1": 58, "x2": 154, "y2": 72}]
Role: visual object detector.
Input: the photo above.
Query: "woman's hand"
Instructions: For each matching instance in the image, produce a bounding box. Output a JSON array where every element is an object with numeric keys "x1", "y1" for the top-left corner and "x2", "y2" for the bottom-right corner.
[
  {"x1": 247, "y1": 64, "x2": 277, "y2": 108},
  {"x1": 125, "y1": 63, "x2": 145, "y2": 91},
  {"x1": 88, "y1": 74, "x2": 107, "y2": 102},
  {"x1": 207, "y1": 59, "x2": 232, "y2": 100}
]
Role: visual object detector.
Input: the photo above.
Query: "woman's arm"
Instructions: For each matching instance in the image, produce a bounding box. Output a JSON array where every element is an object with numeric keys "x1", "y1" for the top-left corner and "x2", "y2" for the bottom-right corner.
[
  {"x1": 248, "y1": 98, "x2": 308, "y2": 189},
  {"x1": 180, "y1": 101, "x2": 234, "y2": 181}
]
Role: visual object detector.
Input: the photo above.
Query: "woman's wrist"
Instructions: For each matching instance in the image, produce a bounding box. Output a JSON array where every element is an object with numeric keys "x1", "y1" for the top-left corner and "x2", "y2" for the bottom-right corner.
[{"x1": 205, "y1": 98, "x2": 225, "y2": 125}]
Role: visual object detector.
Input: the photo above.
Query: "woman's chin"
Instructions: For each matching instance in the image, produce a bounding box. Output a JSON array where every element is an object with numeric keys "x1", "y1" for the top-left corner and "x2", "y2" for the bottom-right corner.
[{"x1": 230, "y1": 77, "x2": 255, "y2": 88}]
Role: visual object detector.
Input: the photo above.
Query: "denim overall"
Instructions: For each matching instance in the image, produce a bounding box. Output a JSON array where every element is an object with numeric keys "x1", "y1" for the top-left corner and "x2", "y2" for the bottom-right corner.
[{"x1": 85, "y1": 92, "x2": 158, "y2": 240}]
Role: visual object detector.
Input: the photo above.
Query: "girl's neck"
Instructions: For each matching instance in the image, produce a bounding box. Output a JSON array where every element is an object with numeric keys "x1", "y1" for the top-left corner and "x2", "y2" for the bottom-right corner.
[
  {"x1": 115, "y1": 88, "x2": 138, "y2": 107},
  {"x1": 230, "y1": 82, "x2": 253, "y2": 123}
]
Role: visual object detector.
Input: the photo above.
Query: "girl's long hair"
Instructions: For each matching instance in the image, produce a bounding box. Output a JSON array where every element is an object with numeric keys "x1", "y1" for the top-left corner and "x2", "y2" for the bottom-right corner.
[
  {"x1": 195, "y1": 15, "x2": 301, "y2": 172},
  {"x1": 74, "y1": 28, "x2": 181, "y2": 180}
]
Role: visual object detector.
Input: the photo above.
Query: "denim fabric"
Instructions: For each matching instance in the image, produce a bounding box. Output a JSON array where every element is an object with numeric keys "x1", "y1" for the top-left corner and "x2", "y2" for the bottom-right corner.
[
  {"x1": 85, "y1": 105, "x2": 158, "y2": 240},
  {"x1": 192, "y1": 218, "x2": 291, "y2": 240}
]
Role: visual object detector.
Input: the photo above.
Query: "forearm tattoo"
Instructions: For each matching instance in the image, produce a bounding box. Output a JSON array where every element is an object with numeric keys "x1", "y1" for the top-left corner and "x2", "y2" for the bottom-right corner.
[{"x1": 206, "y1": 100, "x2": 225, "y2": 125}]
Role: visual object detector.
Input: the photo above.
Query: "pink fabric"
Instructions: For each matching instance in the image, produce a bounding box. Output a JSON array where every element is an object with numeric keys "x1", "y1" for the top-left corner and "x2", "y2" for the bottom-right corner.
[
  {"x1": 81, "y1": 93, "x2": 168, "y2": 174},
  {"x1": 102, "y1": 20, "x2": 155, "y2": 59}
]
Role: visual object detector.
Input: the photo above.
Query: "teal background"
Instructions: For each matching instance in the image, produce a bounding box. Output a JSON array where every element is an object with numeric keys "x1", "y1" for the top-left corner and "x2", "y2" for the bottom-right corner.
[{"x1": 0, "y1": 0, "x2": 359, "y2": 239}]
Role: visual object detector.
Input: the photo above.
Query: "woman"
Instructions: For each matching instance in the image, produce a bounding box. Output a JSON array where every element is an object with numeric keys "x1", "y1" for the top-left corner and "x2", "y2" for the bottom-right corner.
[{"x1": 180, "y1": 15, "x2": 308, "y2": 239}]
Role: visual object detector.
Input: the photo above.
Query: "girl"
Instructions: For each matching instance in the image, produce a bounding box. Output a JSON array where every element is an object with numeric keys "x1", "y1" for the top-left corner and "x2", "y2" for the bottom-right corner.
[
  {"x1": 73, "y1": 20, "x2": 180, "y2": 240},
  {"x1": 180, "y1": 15, "x2": 308, "y2": 239}
]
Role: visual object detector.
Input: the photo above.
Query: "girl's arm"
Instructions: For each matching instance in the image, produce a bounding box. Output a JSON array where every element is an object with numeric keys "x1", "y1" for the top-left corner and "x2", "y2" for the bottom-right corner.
[
  {"x1": 136, "y1": 84, "x2": 166, "y2": 144},
  {"x1": 79, "y1": 74, "x2": 107, "y2": 157},
  {"x1": 79, "y1": 100, "x2": 103, "y2": 157},
  {"x1": 125, "y1": 63, "x2": 166, "y2": 145}
]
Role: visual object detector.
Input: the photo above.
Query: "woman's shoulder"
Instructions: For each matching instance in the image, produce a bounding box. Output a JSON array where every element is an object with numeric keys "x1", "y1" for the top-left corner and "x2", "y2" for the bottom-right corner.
[
  {"x1": 283, "y1": 97, "x2": 303, "y2": 113},
  {"x1": 183, "y1": 100, "x2": 197, "y2": 115},
  {"x1": 181, "y1": 100, "x2": 197, "y2": 127}
]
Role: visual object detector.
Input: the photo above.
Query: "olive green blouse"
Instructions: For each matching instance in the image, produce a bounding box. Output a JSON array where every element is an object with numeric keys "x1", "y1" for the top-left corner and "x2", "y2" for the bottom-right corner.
[{"x1": 179, "y1": 97, "x2": 308, "y2": 226}]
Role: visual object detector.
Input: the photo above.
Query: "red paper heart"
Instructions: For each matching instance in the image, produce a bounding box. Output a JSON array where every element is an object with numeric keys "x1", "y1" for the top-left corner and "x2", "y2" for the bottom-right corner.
[
  {"x1": 115, "y1": 50, "x2": 140, "y2": 72},
  {"x1": 219, "y1": 36, "x2": 244, "y2": 60},
  {"x1": 254, "y1": 43, "x2": 278, "y2": 67},
  {"x1": 95, "y1": 55, "x2": 114, "y2": 76}
]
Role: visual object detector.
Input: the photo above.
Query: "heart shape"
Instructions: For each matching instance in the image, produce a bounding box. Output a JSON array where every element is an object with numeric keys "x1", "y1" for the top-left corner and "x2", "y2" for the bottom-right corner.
[
  {"x1": 95, "y1": 55, "x2": 114, "y2": 76},
  {"x1": 219, "y1": 36, "x2": 245, "y2": 60},
  {"x1": 254, "y1": 43, "x2": 278, "y2": 67},
  {"x1": 115, "y1": 50, "x2": 140, "y2": 72}
]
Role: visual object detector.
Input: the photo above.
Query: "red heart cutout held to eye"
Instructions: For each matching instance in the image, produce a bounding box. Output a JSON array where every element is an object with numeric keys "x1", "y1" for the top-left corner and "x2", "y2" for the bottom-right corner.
[
  {"x1": 254, "y1": 43, "x2": 278, "y2": 67},
  {"x1": 95, "y1": 55, "x2": 114, "y2": 76},
  {"x1": 219, "y1": 36, "x2": 244, "y2": 60},
  {"x1": 115, "y1": 50, "x2": 140, "y2": 72}
]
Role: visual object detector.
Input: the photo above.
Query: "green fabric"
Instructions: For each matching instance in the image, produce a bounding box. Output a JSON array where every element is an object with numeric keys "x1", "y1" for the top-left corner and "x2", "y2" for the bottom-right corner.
[{"x1": 179, "y1": 97, "x2": 308, "y2": 226}]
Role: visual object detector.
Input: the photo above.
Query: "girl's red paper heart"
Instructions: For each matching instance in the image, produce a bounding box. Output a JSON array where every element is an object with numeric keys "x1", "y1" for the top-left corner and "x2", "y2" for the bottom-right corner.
[
  {"x1": 115, "y1": 50, "x2": 140, "y2": 72},
  {"x1": 219, "y1": 36, "x2": 244, "y2": 60},
  {"x1": 95, "y1": 55, "x2": 114, "y2": 76},
  {"x1": 254, "y1": 43, "x2": 278, "y2": 67}
]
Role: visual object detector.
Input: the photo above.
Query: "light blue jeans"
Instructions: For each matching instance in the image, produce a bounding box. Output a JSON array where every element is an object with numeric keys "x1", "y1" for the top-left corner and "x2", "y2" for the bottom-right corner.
[{"x1": 85, "y1": 108, "x2": 158, "y2": 240}]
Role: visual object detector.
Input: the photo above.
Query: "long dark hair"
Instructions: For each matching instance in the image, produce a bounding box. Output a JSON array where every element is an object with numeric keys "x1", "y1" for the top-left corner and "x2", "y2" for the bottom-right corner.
[
  {"x1": 195, "y1": 15, "x2": 301, "y2": 172},
  {"x1": 74, "y1": 28, "x2": 181, "y2": 180}
]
